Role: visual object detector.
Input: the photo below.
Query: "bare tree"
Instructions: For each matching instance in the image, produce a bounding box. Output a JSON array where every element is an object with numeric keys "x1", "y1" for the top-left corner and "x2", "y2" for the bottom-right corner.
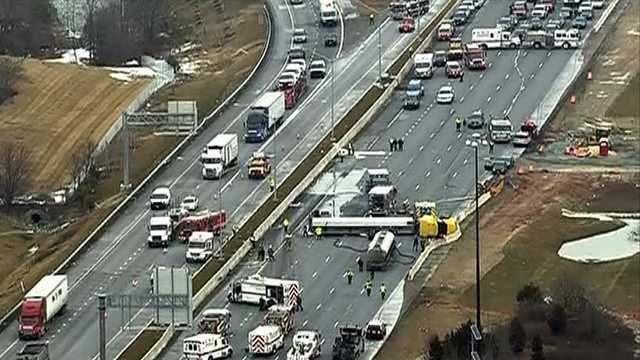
[
  {"x1": 0, "y1": 0, "x2": 58, "y2": 56},
  {"x1": 0, "y1": 140, "x2": 32, "y2": 207},
  {"x1": 552, "y1": 276, "x2": 588, "y2": 315},
  {"x1": 0, "y1": 57, "x2": 22, "y2": 104},
  {"x1": 69, "y1": 141, "x2": 96, "y2": 189}
]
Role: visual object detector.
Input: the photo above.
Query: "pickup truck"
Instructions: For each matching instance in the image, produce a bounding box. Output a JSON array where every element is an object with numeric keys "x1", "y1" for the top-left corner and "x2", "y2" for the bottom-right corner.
[{"x1": 484, "y1": 155, "x2": 516, "y2": 174}]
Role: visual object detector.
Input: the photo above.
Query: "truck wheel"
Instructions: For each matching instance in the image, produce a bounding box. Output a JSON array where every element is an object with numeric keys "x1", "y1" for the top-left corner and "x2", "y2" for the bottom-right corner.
[
  {"x1": 534, "y1": 43, "x2": 541, "y2": 49},
  {"x1": 562, "y1": 42, "x2": 569, "y2": 49}
]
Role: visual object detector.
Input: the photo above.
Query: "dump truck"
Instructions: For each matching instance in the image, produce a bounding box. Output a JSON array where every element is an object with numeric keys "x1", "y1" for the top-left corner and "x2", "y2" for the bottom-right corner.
[
  {"x1": 366, "y1": 230, "x2": 396, "y2": 271},
  {"x1": 248, "y1": 151, "x2": 272, "y2": 179},
  {"x1": 201, "y1": 133, "x2": 239, "y2": 179},
  {"x1": 332, "y1": 325, "x2": 365, "y2": 360},
  {"x1": 245, "y1": 92, "x2": 285, "y2": 143},
  {"x1": 18, "y1": 276, "x2": 68, "y2": 339}
]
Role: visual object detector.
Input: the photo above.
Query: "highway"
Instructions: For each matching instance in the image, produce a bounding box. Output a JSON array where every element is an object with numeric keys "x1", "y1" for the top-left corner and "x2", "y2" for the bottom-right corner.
[
  {"x1": 0, "y1": 0, "x2": 441, "y2": 358},
  {"x1": 155, "y1": 0, "x2": 594, "y2": 359},
  {"x1": 154, "y1": 1, "x2": 604, "y2": 360}
]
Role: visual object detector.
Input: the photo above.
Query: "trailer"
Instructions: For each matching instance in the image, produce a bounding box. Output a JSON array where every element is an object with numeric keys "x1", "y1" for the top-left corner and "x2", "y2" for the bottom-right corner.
[
  {"x1": 287, "y1": 330, "x2": 322, "y2": 360},
  {"x1": 245, "y1": 92, "x2": 285, "y2": 143},
  {"x1": 228, "y1": 275, "x2": 301, "y2": 310},
  {"x1": 311, "y1": 217, "x2": 415, "y2": 236},
  {"x1": 366, "y1": 230, "x2": 396, "y2": 271},
  {"x1": 201, "y1": 133, "x2": 239, "y2": 179},
  {"x1": 367, "y1": 185, "x2": 397, "y2": 216},
  {"x1": 18, "y1": 275, "x2": 68, "y2": 339},
  {"x1": 177, "y1": 210, "x2": 227, "y2": 242}
]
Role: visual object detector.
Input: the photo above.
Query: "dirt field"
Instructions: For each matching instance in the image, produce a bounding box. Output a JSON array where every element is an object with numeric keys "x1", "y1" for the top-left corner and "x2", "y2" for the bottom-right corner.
[{"x1": 0, "y1": 59, "x2": 148, "y2": 191}]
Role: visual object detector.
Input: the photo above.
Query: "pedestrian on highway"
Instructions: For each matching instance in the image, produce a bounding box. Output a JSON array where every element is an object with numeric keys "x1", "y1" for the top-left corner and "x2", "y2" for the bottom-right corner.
[
  {"x1": 314, "y1": 226, "x2": 322, "y2": 240},
  {"x1": 369, "y1": 13, "x2": 375, "y2": 25},
  {"x1": 455, "y1": 117, "x2": 462, "y2": 132},
  {"x1": 267, "y1": 245, "x2": 275, "y2": 262},
  {"x1": 460, "y1": 72, "x2": 464, "y2": 82},
  {"x1": 282, "y1": 217, "x2": 289, "y2": 234},
  {"x1": 364, "y1": 279, "x2": 373, "y2": 297},
  {"x1": 339, "y1": 151, "x2": 345, "y2": 162},
  {"x1": 348, "y1": 142, "x2": 354, "y2": 155},
  {"x1": 398, "y1": 138, "x2": 404, "y2": 151},
  {"x1": 380, "y1": 282, "x2": 387, "y2": 301},
  {"x1": 344, "y1": 268, "x2": 354, "y2": 285},
  {"x1": 389, "y1": 137, "x2": 394, "y2": 152},
  {"x1": 489, "y1": 140, "x2": 495, "y2": 154},
  {"x1": 249, "y1": 235, "x2": 256, "y2": 249},
  {"x1": 413, "y1": 236, "x2": 421, "y2": 252},
  {"x1": 258, "y1": 246, "x2": 265, "y2": 261},
  {"x1": 269, "y1": 176, "x2": 276, "y2": 192},
  {"x1": 357, "y1": 257, "x2": 364, "y2": 272},
  {"x1": 296, "y1": 294, "x2": 304, "y2": 312},
  {"x1": 370, "y1": 270, "x2": 375, "y2": 281}
]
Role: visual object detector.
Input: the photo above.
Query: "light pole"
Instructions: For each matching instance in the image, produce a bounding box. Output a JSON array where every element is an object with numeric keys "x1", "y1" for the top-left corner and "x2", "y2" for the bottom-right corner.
[
  {"x1": 465, "y1": 135, "x2": 486, "y2": 331},
  {"x1": 331, "y1": 57, "x2": 335, "y2": 140}
]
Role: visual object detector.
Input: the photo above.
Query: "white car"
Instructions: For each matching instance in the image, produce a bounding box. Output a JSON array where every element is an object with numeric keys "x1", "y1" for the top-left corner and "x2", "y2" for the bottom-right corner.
[
  {"x1": 309, "y1": 59, "x2": 327, "y2": 78},
  {"x1": 579, "y1": 1, "x2": 593, "y2": 12},
  {"x1": 590, "y1": 0, "x2": 604, "y2": 9},
  {"x1": 288, "y1": 58, "x2": 307, "y2": 71},
  {"x1": 292, "y1": 28, "x2": 307, "y2": 43},
  {"x1": 436, "y1": 85, "x2": 455, "y2": 104},
  {"x1": 180, "y1": 195, "x2": 199, "y2": 211}
]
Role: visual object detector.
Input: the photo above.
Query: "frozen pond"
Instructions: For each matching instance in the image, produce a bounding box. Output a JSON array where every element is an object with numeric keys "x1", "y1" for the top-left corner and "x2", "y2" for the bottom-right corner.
[{"x1": 558, "y1": 219, "x2": 640, "y2": 263}]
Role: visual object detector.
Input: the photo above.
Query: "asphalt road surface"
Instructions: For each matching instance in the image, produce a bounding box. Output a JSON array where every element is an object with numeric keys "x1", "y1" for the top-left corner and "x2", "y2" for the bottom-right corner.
[
  {"x1": 0, "y1": 0, "x2": 445, "y2": 358},
  {"x1": 155, "y1": 0, "x2": 604, "y2": 359}
]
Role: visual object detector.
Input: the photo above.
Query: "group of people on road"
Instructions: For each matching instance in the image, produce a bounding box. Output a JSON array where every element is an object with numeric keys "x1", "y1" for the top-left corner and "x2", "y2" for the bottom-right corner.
[
  {"x1": 389, "y1": 137, "x2": 405, "y2": 152},
  {"x1": 343, "y1": 258, "x2": 387, "y2": 300}
]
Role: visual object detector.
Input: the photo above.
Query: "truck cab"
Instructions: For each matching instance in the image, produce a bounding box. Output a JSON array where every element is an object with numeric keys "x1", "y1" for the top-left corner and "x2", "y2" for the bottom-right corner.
[
  {"x1": 413, "y1": 53, "x2": 434, "y2": 79},
  {"x1": 489, "y1": 118, "x2": 514, "y2": 143},
  {"x1": 368, "y1": 185, "x2": 397, "y2": 216},
  {"x1": 148, "y1": 216, "x2": 173, "y2": 247},
  {"x1": 248, "y1": 151, "x2": 272, "y2": 179},
  {"x1": 200, "y1": 134, "x2": 239, "y2": 180},
  {"x1": 185, "y1": 231, "x2": 214, "y2": 262},
  {"x1": 18, "y1": 275, "x2": 68, "y2": 340}
]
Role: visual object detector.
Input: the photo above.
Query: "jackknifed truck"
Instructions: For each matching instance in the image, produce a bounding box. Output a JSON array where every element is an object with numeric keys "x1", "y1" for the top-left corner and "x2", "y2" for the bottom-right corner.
[
  {"x1": 18, "y1": 275, "x2": 68, "y2": 339},
  {"x1": 244, "y1": 92, "x2": 285, "y2": 143}
]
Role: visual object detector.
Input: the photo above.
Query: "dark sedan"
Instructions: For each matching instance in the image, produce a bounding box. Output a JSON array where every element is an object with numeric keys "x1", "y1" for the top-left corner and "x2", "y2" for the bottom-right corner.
[
  {"x1": 403, "y1": 95, "x2": 421, "y2": 110},
  {"x1": 466, "y1": 110, "x2": 486, "y2": 129},
  {"x1": 324, "y1": 34, "x2": 338, "y2": 47},
  {"x1": 434, "y1": 51, "x2": 447, "y2": 67}
]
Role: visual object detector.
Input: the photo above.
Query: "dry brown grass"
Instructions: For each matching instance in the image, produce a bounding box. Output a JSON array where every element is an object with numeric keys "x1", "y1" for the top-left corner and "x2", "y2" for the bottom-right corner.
[{"x1": 0, "y1": 59, "x2": 148, "y2": 192}]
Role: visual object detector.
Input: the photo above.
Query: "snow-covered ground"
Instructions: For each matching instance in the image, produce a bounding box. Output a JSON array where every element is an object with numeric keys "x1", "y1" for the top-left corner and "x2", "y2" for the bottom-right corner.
[
  {"x1": 557, "y1": 219, "x2": 640, "y2": 263},
  {"x1": 46, "y1": 48, "x2": 157, "y2": 82},
  {"x1": 47, "y1": 48, "x2": 91, "y2": 65}
]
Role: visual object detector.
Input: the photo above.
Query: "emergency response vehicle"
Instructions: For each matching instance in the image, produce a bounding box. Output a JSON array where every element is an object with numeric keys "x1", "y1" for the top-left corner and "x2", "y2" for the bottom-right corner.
[
  {"x1": 248, "y1": 325, "x2": 284, "y2": 355},
  {"x1": 248, "y1": 151, "x2": 272, "y2": 179},
  {"x1": 198, "y1": 308, "x2": 231, "y2": 336},
  {"x1": 183, "y1": 333, "x2": 233, "y2": 360},
  {"x1": 287, "y1": 330, "x2": 322, "y2": 360},
  {"x1": 228, "y1": 275, "x2": 301, "y2": 310}
]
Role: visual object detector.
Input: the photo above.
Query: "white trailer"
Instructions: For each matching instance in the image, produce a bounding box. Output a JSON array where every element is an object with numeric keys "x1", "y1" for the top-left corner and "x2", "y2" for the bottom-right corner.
[
  {"x1": 18, "y1": 275, "x2": 68, "y2": 339},
  {"x1": 201, "y1": 133, "x2": 239, "y2": 179},
  {"x1": 228, "y1": 275, "x2": 301, "y2": 309},
  {"x1": 319, "y1": 0, "x2": 338, "y2": 26},
  {"x1": 183, "y1": 333, "x2": 233, "y2": 360},
  {"x1": 249, "y1": 325, "x2": 285, "y2": 355},
  {"x1": 245, "y1": 92, "x2": 286, "y2": 143},
  {"x1": 311, "y1": 217, "x2": 416, "y2": 236},
  {"x1": 366, "y1": 230, "x2": 396, "y2": 271},
  {"x1": 185, "y1": 231, "x2": 215, "y2": 262},
  {"x1": 471, "y1": 28, "x2": 521, "y2": 49}
]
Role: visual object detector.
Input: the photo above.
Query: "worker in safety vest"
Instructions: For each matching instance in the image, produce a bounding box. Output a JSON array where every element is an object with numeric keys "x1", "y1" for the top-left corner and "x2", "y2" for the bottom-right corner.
[
  {"x1": 314, "y1": 226, "x2": 322, "y2": 240},
  {"x1": 455, "y1": 117, "x2": 462, "y2": 132},
  {"x1": 269, "y1": 176, "x2": 276, "y2": 192},
  {"x1": 364, "y1": 279, "x2": 373, "y2": 297},
  {"x1": 380, "y1": 282, "x2": 387, "y2": 300},
  {"x1": 344, "y1": 268, "x2": 354, "y2": 285},
  {"x1": 282, "y1": 218, "x2": 289, "y2": 234}
]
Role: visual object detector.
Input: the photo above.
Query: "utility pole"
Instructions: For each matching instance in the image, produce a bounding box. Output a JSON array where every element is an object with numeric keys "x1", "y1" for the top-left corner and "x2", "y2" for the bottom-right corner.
[
  {"x1": 121, "y1": 114, "x2": 130, "y2": 192},
  {"x1": 377, "y1": 23, "x2": 382, "y2": 81},
  {"x1": 473, "y1": 143, "x2": 481, "y2": 330},
  {"x1": 331, "y1": 57, "x2": 337, "y2": 217},
  {"x1": 98, "y1": 294, "x2": 107, "y2": 360}
]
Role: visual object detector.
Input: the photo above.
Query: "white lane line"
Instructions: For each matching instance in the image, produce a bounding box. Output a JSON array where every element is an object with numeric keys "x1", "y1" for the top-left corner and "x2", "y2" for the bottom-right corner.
[
  {"x1": 303, "y1": 320, "x2": 309, "y2": 327},
  {"x1": 316, "y1": 303, "x2": 322, "y2": 311},
  {"x1": 324, "y1": 256, "x2": 331, "y2": 263},
  {"x1": 387, "y1": 110, "x2": 404, "y2": 129},
  {"x1": 334, "y1": 320, "x2": 340, "y2": 328},
  {"x1": 425, "y1": 170, "x2": 431, "y2": 177},
  {"x1": 415, "y1": 184, "x2": 420, "y2": 191},
  {"x1": 312, "y1": 271, "x2": 318, "y2": 279},
  {"x1": 329, "y1": 287, "x2": 335, "y2": 295}
]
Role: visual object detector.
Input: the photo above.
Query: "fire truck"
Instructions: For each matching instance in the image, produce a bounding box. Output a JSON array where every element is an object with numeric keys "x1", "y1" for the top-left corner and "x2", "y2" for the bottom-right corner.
[
  {"x1": 464, "y1": 44, "x2": 487, "y2": 70},
  {"x1": 177, "y1": 210, "x2": 227, "y2": 242},
  {"x1": 197, "y1": 308, "x2": 231, "y2": 336},
  {"x1": 228, "y1": 275, "x2": 301, "y2": 310},
  {"x1": 287, "y1": 330, "x2": 322, "y2": 360}
]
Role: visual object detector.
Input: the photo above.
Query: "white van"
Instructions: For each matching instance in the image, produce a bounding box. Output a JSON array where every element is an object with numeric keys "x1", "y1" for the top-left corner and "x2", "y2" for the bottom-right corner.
[
  {"x1": 413, "y1": 53, "x2": 433, "y2": 78},
  {"x1": 554, "y1": 29, "x2": 581, "y2": 49},
  {"x1": 183, "y1": 333, "x2": 233, "y2": 360},
  {"x1": 186, "y1": 231, "x2": 215, "y2": 262},
  {"x1": 150, "y1": 187, "x2": 171, "y2": 210},
  {"x1": 319, "y1": 0, "x2": 338, "y2": 26}
]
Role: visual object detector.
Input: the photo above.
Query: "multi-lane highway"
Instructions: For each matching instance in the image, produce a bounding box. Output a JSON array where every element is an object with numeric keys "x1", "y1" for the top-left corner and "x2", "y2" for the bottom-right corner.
[
  {"x1": 155, "y1": 0, "x2": 599, "y2": 359},
  {"x1": 0, "y1": 0, "x2": 441, "y2": 358}
]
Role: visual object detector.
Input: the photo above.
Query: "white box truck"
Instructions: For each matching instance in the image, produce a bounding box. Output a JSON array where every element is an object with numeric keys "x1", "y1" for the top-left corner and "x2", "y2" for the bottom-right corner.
[
  {"x1": 413, "y1": 53, "x2": 434, "y2": 78},
  {"x1": 244, "y1": 92, "x2": 285, "y2": 143},
  {"x1": 201, "y1": 133, "x2": 239, "y2": 179},
  {"x1": 183, "y1": 333, "x2": 233, "y2": 360},
  {"x1": 147, "y1": 216, "x2": 173, "y2": 247},
  {"x1": 18, "y1": 275, "x2": 68, "y2": 339},
  {"x1": 319, "y1": 0, "x2": 338, "y2": 26}
]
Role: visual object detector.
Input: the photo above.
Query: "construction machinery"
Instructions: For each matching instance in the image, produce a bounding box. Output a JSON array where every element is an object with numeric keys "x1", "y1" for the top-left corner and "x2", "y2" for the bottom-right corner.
[
  {"x1": 248, "y1": 151, "x2": 272, "y2": 179},
  {"x1": 332, "y1": 325, "x2": 365, "y2": 360},
  {"x1": 414, "y1": 201, "x2": 458, "y2": 238}
]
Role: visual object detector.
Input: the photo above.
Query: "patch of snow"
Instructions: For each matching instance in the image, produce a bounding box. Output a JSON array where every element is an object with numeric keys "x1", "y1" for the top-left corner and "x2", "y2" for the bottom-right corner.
[
  {"x1": 180, "y1": 59, "x2": 207, "y2": 75},
  {"x1": 107, "y1": 66, "x2": 157, "y2": 82},
  {"x1": 47, "y1": 48, "x2": 91, "y2": 65},
  {"x1": 627, "y1": 30, "x2": 640, "y2": 36},
  {"x1": 28, "y1": 246, "x2": 39, "y2": 255},
  {"x1": 110, "y1": 73, "x2": 133, "y2": 82},
  {"x1": 125, "y1": 60, "x2": 140, "y2": 66},
  {"x1": 557, "y1": 219, "x2": 640, "y2": 263},
  {"x1": 174, "y1": 42, "x2": 200, "y2": 55}
]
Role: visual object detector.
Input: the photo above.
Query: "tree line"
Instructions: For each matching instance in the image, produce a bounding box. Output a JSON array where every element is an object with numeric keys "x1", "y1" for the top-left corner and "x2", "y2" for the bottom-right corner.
[{"x1": 0, "y1": 0, "x2": 59, "y2": 56}]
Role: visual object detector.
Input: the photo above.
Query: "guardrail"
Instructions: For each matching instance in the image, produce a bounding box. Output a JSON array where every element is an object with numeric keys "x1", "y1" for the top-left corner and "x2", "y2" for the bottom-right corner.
[{"x1": 0, "y1": 0, "x2": 273, "y2": 341}]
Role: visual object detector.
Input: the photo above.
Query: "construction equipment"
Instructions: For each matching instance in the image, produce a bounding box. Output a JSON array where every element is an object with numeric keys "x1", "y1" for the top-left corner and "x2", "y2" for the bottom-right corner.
[
  {"x1": 198, "y1": 308, "x2": 232, "y2": 336},
  {"x1": 332, "y1": 325, "x2": 365, "y2": 360},
  {"x1": 414, "y1": 201, "x2": 458, "y2": 238},
  {"x1": 287, "y1": 330, "x2": 322, "y2": 360},
  {"x1": 248, "y1": 151, "x2": 272, "y2": 179}
]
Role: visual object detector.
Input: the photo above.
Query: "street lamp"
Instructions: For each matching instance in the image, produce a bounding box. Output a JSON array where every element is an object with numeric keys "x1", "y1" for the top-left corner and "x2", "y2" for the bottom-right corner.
[{"x1": 465, "y1": 134, "x2": 487, "y2": 330}]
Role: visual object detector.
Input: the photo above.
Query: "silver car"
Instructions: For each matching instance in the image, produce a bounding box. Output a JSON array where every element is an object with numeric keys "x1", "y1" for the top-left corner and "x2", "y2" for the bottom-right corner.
[
  {"x1": 292, "y1": 29, "x2": 307, "y2": 43},
  {"x1": 512, "y1": 131, "x2": 532, "y2": 146},
  {"x1": 436, "y1": 85, "x2": 455, "y2": 104}
]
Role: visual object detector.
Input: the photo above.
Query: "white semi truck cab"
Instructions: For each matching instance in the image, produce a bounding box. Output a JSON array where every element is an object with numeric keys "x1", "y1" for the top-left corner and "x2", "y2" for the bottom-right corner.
[
  {"x1": 147, "y1": 216, "x2": 173, "y2": 247},
  {"x1": 201, "y1": 133, "x2": 239, "y2": 179}
]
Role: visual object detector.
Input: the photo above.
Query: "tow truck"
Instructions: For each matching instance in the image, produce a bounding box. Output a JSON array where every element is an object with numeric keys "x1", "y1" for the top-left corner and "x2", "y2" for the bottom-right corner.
[
  {"x1": 447, "y1": 37, "x2": 464, "y2": 61},
  {"x1": 287, "y1": 330, "x2": 322, "y2": 360},
  {"x1": 248, "y1": 151, "x2": 272, "y2": 179}
]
